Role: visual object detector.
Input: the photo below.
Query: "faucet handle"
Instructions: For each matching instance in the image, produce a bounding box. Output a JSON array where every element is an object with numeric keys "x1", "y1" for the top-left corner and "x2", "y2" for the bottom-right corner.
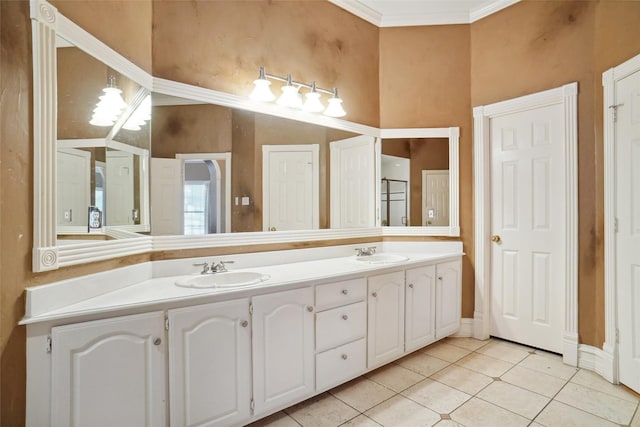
[
  {"x1": 368, "y1": 247, "x2": 377, "y2": 254},
  {"x1": 193, "y1": 262, "x2": 209, "y2": 274},
  {"x1": 216, "y1": 260, "x2": 235, "y2": 272},
  {"x1": 355, "y1": 248, "x2": 364, "y2": 256}
]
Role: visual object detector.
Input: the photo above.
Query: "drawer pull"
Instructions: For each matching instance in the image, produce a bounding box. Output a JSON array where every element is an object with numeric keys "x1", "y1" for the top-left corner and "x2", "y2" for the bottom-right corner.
[
  {"x1": 408, "y1": 283, "x2": 414, "y2": 289},
  {"x1": 153, "y1": 337, "x2": 162, "y2": 346},
  {"x1": 371, "y1": 292, "x2": 377, "y2": 298},
  {"x1": 307, "y1": 306, "x2": 314, "y2": 312},
  {"x1": 241, "y1": 320, "x2": 248, "y2": 328},
  {"x1": 342, "y1": 314, "x2": 348, "y2": 320},
  {"x1": 341, "y1": 289, "x2": 348, "y2": 295},
  {"x1": 341, "y1": 354, "x2": 348, "y2": 360}
]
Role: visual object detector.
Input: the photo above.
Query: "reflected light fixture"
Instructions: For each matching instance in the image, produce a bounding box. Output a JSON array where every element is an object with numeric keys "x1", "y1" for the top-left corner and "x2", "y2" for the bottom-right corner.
[
  {"x1": 90, "y1": 75, "x2": 128, "y2": 127},
  {"x1": 249, "y1": 67, "x2": 346, "y2": 117},
  {"x1": 123, "y1": 95, "x2": 152, "y2": 131}
]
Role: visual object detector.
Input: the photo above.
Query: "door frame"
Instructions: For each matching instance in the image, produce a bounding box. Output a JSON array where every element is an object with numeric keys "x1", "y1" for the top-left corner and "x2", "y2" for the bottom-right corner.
[
  {"x1": 262, "y1": 144, "x2": 319, "y2": 231},
  {"x1": 473, "y1": 82, "x2": 579, "y2": 366},
  {"x1": 603, "y1": 51, "x2": 640, "y2": 384}
]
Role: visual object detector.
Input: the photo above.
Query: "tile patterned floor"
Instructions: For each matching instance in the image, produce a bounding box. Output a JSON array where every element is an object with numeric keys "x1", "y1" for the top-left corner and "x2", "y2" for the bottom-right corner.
[{"x1": 248, "y1": 337, "x2": 640, "y2": 427}]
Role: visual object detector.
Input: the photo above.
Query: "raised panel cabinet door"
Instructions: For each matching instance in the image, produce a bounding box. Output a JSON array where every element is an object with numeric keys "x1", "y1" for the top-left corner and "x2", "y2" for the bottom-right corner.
[
  {"x1": 405, "y1": 265, "x2": 437, "y2": 352},
  {"x1": 168, "y1": 299, "x2": 251, "y2": 427},
  {"x1": 435, "y1": 260, "x2": 462, "y2": 339},
  {"x1": 367, "y1": 271, "x2": 405, "y2": 368},
  {"x1": 51, "y1": 311, "x2": 166, "y2": 427},
  {"x1": 252, "y1": 287, "x2": 314, "y2": 416}
]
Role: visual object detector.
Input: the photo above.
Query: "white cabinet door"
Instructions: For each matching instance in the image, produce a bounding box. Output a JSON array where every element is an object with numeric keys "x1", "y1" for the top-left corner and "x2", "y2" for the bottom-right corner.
[
  {"x1": 252, "y1": 287, "x2": 314, "y2": 416},
  {"x1": 435, "y1": 260, "x2": 462, "y2": 339},
  {"x1": 168, "y1": 299, "x2": 251, "y2": 427},
  {"x1": 51, "y1": 312, "x2": 166, "y2": 427},
  {"x1": 405, "y1": 265, "x2": 437, "y2": 352},
  {"x1": 367, "y1": 271, "x2": 405, "y2": 368}
]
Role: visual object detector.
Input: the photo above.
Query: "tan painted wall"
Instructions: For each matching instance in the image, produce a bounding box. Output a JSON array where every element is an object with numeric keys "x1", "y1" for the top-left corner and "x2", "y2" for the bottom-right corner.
[
  {"x1": 151, "y1": 0, "x2": 380, "y2": 127},
  {"x1": 379, "y1": 24, "x2": 475, "y2": 317}
]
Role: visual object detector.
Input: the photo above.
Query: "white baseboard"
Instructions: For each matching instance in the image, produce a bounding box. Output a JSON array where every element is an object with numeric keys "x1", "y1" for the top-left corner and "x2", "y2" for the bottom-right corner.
[
  {"x1": 452, "y1": 318, "x2": 474, "y2": 337},
  {"x1": 578, "y1": 344, "x2": 617, "y2": 383}
]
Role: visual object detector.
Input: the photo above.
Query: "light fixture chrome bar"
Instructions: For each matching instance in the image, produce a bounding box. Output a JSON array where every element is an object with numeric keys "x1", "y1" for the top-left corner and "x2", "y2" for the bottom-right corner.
[{"x1": 261, "y1": 67, "x2": 337, "y2": 96}]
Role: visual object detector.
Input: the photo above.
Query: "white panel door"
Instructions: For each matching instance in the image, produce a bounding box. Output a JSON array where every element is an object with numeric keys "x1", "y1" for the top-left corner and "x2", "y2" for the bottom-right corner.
[
  {"x1": 490, "y1": 103, "x2": 565, "y2": 353},
  {"x1": 252, "y1": 287, "x2": 315, "y2": 416},
  {"x1": 330, "y1": 135, "x2": 376, "y2": 228},
  {"x1": 57, "y1": 148, "x2": 91, "y2": 227},
  {"x1": 422, "y1": 170, "x2": 449, "y2": 226},
  {"x1": 151, "y1": 157, "x2": 183, "y2": 235},
  {"x1": 405, "y1": 265, "x2": 436, "y2": 352},
  {"x1": 616, "y1": 69, "x2": 640, "y2": 393},
  {"x1": 367, "y1": 271, "x2": 405, "y2": 368},
  {"x1": 263, "y1": 145, "x2": 318, "y2": 231},
  {"x1": 169, "y1": 299, "x2": 251, "y2": 427},
  {"x1": 435, "y1": 260, "x2": 462, "y2": 339},
  {"x1": 106, "y1": 150, "x2": 135, "y2": 225},
  {"x1": 51, "y1": 312, "x2": 166, "y2": 427}
]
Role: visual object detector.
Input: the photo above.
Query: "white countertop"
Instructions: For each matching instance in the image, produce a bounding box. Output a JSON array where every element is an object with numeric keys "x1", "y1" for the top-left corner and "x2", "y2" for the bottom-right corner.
[{"x1": 21, "y1": 242, "x2": 463, "y2": 325}]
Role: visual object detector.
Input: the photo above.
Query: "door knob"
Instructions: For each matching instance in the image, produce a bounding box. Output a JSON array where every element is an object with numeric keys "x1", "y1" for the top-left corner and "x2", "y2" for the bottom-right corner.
[
  {"x1": 491, "y1": 235, "x2": 501, "y2": 243},
  {"x1": 270, "y1": 226, "x2": 277, "y2": 231}
]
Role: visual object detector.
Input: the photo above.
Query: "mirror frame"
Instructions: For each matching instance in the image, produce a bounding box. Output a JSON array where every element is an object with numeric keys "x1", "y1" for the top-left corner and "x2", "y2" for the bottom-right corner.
[{"x1": 31, "y1": 0, "x2": 460, "y2": 272}]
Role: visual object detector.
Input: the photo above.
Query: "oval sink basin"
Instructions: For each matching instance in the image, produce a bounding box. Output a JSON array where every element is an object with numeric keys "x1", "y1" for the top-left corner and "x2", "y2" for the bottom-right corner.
[
  {"x1": 175, "y1": 272, "x2": 270, "y2": 289},
  {"x1": 353, "y1": 254, "x2": 409, "y2": 264}
]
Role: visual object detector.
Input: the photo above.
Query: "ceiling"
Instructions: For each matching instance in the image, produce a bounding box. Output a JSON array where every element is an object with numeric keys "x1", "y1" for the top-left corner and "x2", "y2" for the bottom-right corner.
[{"x1": 329, "y1": 0, "x2": 520, "y2": 27}]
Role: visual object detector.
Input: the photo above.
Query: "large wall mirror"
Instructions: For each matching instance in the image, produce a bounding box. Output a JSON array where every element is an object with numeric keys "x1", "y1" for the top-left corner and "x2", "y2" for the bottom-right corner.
[{"x1": 31, "y1": 0, "x2": 459, "y2": 271}]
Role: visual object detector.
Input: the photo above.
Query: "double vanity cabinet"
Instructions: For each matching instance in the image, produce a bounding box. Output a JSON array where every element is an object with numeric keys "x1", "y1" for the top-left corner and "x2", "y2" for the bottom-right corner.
[{"x1": 24, "y1": 253, "x2": 461, "y2": 427}]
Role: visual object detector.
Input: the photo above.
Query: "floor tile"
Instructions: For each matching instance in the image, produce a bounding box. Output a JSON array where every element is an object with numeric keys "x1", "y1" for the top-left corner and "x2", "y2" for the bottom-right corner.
[
  {"x1": 364, "y1": 394, "x2": 441, "y2": 427},
  {"x1": 517, "y1": 354, "x2": 577, "y2": 380},
  {"x1": 402, "y1": 378, "x2": 471, "y2": 414},
  {"x1": 555, "y1": 382, "x2": 637, "y2": 424},
  {"x1": 632, "y1": 407, "x2": 640, "y2": 427},
  {"x1": 500, "y1": 365, "x2": 567, "y2": 398},
  {"x1": 431, "y1": 364, "x2": 493, "y2": 395},
  {"x1": 421, "y1": 342, "x2": 472, "y2": 363},
  {"x1": 247, "y1": 411, "x2": 301, "y2": 427},
  {"x1": 365, "y1": 363, "x2": 426, "y2": 393},
  {"x1": 475, "y1": 340, "x2": 530, "y2": 364},
  {"x1": 571, "y1": 369, "x2": 640, "y2": 403},
  {"x1": 476, "y1": 380, "x2": 550, "y2": 419},
  {"x1": 534, "y1": 400, "x2": 618, "y2": 427},
  {"x1": 434, "y1": 420, "x2": 465, "y2": 427},
  {"x1": 340, "y1": 414, "x2": 383, "y2": 426},
  {"x1": 395, "y1": 352, "x2": 450, "y2": 377},
  {"x1": 450, "y1": 397, "x2": 529, "y2": 427},
  {"x1": 285, "y1": 393, "x2": 359, "y2": 427},
  {"x1": 444, "y1": 337, "x2": 491, "y2": 351},
  {"x1": 455, "y1": 353, "x2": 513, "y2": 377},
  {"x1": 330, "y1": 377, "x2": 396, "y2": 412},
  {"x1": 533, "y1": 348, "x2": 563, "y2": 361}
]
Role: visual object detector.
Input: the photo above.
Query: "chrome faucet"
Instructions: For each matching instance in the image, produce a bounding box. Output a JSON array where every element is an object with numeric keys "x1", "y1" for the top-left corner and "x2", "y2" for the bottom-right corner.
[
  {"x1": 193, "y1": 260, "x2": 235, "y2": 274},
  {"x1": 355, "y1": 247, "x2": 377, "y2": 257}
]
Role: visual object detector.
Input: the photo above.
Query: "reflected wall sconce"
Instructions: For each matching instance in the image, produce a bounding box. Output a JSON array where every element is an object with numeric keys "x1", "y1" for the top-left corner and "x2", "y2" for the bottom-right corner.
[
  {"x1": 90, "y1": 75, "x2": 127, "y2": 127},
  {"x1": 122, "y1": 95, "x2": 151, "y2": 131},
  {"x1": 249, "y1": 67, "x2": 346, "y2": 117}
]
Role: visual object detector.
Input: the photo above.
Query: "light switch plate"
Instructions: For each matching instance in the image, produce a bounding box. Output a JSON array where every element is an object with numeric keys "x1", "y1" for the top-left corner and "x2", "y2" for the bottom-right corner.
[{"x1": 241, "y1": 196, "x2": 250, "y2": 206}]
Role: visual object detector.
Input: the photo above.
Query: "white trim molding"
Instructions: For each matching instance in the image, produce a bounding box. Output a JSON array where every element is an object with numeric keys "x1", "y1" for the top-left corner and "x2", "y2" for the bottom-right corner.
[
  {"x1": 473, "y1": 82, "x2": 579, "y2": 366},
  {"x1": 578, "y1": 344, "x2": 616, "y2": 383},
  {"x1": 451, "y1": 318, "x2": 474, "y2": 338},
  {"x1": 602, "y1": 51, "x2": 640, "y2": 384}
]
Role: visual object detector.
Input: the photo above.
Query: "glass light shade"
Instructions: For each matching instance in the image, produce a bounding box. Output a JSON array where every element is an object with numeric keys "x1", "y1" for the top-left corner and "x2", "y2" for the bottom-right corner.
[
  {"x1": 323, "y1": 97, "x2": 346, "y2": 118},
  {"x1": 98, "y1": 87, "x2": 127, "y2": 111},
  {"x1": 90, "y1": 86, "x2": 127, "y2": 126},
  {"x1": 303, "y1": 92, "x2": 325, "y2": 113},
  {"x1": 249, "y1": 79, "x2": 276, "y2": 102},
  {"x1": 123, "y1": 95, "x2": 152, "y2": 131},
  {"x1": 277, "y1": 85, "x2": 303, "y2": 109}
]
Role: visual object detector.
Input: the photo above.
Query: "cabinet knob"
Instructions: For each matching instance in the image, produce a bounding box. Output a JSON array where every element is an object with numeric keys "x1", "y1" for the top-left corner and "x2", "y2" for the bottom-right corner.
[
  {"x1": 408, "y1": 283, "x2": 414, "y2": 289},
  {"x1": 307, "y1": 306, "x2": 314, "y2": 312},
  {"x1": 371, "y1": 292, "x2": 377, "y2": 298},
  {"x1": 342, "y1": 314, "x2": 348, "y2": 320},
  {"x1": 241, "y1": 320, "x2": 248, "y2": 328},
  {"x1": 153, "y1": 337, "x2": 162, "y2": 346},
  {"x1": 341, "y1": 289, "x2": 348, "y2": 295},
  {"x1": 341, "y1": 354, "x2": 348, "y2": 360},
  {"x1": 438, "y1": 277, "x2": 443, "y2": 281}
]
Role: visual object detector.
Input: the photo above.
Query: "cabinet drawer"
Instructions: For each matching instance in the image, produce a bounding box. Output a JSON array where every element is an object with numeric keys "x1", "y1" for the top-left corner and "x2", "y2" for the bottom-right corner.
[
  {"x1": 316, "y1": 339, "x2": 366, "y2": 391},
  {"x1": 315, "y1": 278, "x2": 366, "y2": 311},
  {"x1": 316, "y1": 301, "x2": 366, "y2": 352}
]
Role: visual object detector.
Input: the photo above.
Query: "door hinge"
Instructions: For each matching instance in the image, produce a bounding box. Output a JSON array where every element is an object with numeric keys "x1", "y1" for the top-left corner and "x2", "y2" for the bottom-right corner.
[
  {"x1": 46, "y1": 335, "x2": 52, "y2": 353},
  {"x1": 249, "y1": 303, "x2": 253, "y2": 315},
  {"x1": 616, "y1": 328, "x2": 620, "y2": 343},
  {"x1": 614, "y1": 218, "x2": 619, "y2": 233},
  {"x1": 250, "y1": 398, "x2": 255, "y2": 413},
  {"x1": 165, "y1": 316, "x2": 170, "y2": 331},
  {"x1": 609, "y1": 103, "x2": 624, "y2": 123}
]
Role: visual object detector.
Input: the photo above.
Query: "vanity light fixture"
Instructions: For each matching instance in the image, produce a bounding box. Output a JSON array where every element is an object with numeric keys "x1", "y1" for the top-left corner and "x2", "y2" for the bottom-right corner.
[
  {"x1": 249, "y1": 67, "x2": 346, "y2": 117},
  {"x1": 122, "y1": 94, "x2": 151, "y2": 131},
  {"x1": 89, "y1": 75, "x2": 128, "y2": 127}
]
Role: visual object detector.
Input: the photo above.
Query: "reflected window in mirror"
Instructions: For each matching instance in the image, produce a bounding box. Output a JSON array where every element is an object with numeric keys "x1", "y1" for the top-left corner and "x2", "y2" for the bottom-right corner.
[{"x1": 381, "y1": 138, "x2": 450, "y2": 227}]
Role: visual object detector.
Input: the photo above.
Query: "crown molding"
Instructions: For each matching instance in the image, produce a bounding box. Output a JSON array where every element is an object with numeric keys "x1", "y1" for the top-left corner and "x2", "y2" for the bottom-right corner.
[
  {"x1": 328, "y1": 0, "x2": 382, "y2": 26},
  {"x1": 470, "y1": 0, "x2": 520, "y2": 23}
]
